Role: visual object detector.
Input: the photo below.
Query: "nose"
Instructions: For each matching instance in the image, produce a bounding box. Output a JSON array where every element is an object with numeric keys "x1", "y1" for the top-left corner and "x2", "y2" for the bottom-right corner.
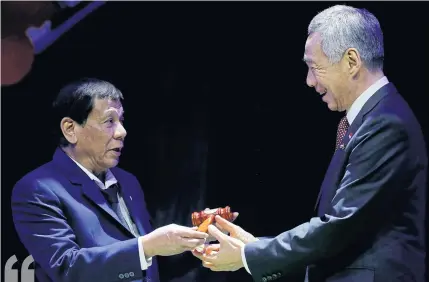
[
  {"x1": 114, "y1": 122, "x2": 127, "y2": 140},
  {"x1": 306, "y1": 69, "x2": 316, "y2": 88}
]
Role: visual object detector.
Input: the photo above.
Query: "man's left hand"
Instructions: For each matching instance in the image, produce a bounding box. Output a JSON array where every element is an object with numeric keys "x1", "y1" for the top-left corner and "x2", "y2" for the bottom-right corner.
[
  {"x1": 192, "y1": 225, "x2": 245, "y2": 272},
  {"x1": 205, "y1": 210, "x2": 239, "y2": 243}
]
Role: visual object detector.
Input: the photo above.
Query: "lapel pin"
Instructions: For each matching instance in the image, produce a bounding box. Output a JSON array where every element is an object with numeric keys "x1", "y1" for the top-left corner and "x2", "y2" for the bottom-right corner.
[
  {"x1": 349, "y1": 132, "x2": 353, "y2": 139},
  {"x1": 340, "y1": 144, "x2": 345, "y2": 150},
  {"x1": 130, "y1": 196, "x2": 132, "y2": 201}
]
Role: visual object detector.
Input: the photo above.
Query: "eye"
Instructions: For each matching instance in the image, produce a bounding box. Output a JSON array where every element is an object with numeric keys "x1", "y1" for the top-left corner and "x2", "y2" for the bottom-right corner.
[
  {"x1": 310, "y1": 65, "x2": 321, "y2": 74},
  {"x1": 105, "y1": 118, "x2": 114, "y2": 124}
]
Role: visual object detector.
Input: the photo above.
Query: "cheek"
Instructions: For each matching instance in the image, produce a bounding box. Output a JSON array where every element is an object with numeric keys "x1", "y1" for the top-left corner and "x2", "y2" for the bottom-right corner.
[
  {"x1": 99, "y1": 129, "x2": 115, "y2": 148},
  {"x1": 329, "y1": 82, "x2": 344, "y2": 99},
  {"x1": 88, "y1": 129, "x2": 112, "y2": 152},
  {"x1": 315, "y1": 72, "x2": 328, "y2": 87},
  {"x1": 78, "y1": 131, "x2": 94, "y2": 145}
]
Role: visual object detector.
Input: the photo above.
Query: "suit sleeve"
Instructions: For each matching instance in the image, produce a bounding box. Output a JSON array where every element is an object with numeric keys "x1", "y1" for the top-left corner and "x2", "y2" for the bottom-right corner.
[
  {"x1": 243, "y1": 115, "x2": 412, "y2": 280},
  {"x1": 11, "y1": 178, "x2": 143, "y2": 282}
]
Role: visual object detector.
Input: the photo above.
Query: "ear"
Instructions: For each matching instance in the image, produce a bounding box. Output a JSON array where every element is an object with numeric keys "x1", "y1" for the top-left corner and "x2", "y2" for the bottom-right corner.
[
  {"x1": 343, "y1": 48, "x2": 362, "y2": 76},
  {"x1": 60, "y1": 117, "x2": 78, "y2": 144}
]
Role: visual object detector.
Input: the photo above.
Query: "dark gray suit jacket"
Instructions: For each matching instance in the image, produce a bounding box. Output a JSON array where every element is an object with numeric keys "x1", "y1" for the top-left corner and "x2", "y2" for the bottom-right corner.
[{"x1": 244, "y1": 83, "x2": 427, "y2": 282}]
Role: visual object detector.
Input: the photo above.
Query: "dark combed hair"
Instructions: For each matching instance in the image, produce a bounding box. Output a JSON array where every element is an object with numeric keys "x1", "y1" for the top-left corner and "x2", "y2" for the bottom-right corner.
[{"x1": 52, "y1": 78, "x2": 124, "y2": 147}]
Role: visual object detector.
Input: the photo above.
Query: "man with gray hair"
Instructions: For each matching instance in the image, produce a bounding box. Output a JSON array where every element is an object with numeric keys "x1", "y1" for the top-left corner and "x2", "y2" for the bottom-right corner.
[{"x1": 193, "y1": 5, "x2": 427, "y2": 282}]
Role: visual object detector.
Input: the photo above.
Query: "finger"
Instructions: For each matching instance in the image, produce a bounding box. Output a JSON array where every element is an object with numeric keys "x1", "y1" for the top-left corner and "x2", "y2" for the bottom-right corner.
[
  {"x1": 201, "y1": 252, "x2": 217, "y2": 264},
  {"x1": 192, "y1": 249, "x2": 205, "y2": 259},
  {"x1": 205, "y1": 244, "x2": 220, "y2": 255},
  {"x1": 204, "y1": 208, "x2": 210, "y2": 211},
  {"x1": 191, "y1": 226, "x2": 198, "y2": 231},
  {"x1": 181, "y1": 238, "x2": 206, "y2": 249},
  {"x1": 205, "y1": 243, "x2": 220, "y2": 252},
  {"x1": 211, "y1": 264, "x2": 235, "y2": 272},
  {"x1": 214, "y1": 223, "x2": 230, "y2": 235},
  {"x1": 231, "y1": 212, "x2": 239, "y2": 222},
  {"x1": 207, "y1": 225, "x2": 228, "y2": 243},
  {"x1": 214, "y1": 215, "x2": 237, "y2": 233},
  {"x1": 180, "y1": 228, "x2": 209, "y2": 239},
  {"x1": 202, "y1": 261, "x2": 215, "y2": 268},
  {"x1": 203, "y1": 262, "x2": 225, "y2": 272},
  {"x1": 193, "y1": 248, "x2": 217, "y2": 263}
]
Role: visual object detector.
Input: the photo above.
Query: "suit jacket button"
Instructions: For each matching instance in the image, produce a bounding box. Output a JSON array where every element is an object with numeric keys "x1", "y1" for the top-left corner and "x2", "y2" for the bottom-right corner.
[
  {"x1": 267, "y1": 276, "x2": 273, "y2": 281},
  {"x1": 124, "y1": 273, "x2": 129, "y2": 278},
  {"x1": 129, "y1": 272, "x2": 134, "y2": 277},
  {"x1": 272, "y1": 274, "x2": 277, "y2": 279},
  {"x1": 119, "y1": 273, "x2": 124, "y2": 279},
  {"x1": 262, "y1": 277, "x2": 267, "y2": 282},
  {"x1": 277, "y1": 272, "x2": 282, "y2": 277}
]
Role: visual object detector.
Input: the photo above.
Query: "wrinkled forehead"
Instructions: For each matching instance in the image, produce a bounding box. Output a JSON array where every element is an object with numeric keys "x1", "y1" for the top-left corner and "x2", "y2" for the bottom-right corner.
[{"x1": 92, "y1": 98, "x2": 124, "y2": 116}]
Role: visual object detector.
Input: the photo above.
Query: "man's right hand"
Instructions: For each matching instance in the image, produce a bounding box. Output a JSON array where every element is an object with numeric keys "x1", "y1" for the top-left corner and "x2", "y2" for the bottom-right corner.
[
  {"x1": 214, "y1": 215, "x2": 258, "y2": 244},
  {"x1": 141, "y1": 224, "x2": 208, "y2": 257}
]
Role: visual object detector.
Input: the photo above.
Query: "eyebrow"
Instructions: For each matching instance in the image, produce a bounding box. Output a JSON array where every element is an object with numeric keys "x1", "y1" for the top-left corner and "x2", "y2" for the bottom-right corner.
[{"x1": 104, "y1": 109, "x2": 125, "y2": 117}]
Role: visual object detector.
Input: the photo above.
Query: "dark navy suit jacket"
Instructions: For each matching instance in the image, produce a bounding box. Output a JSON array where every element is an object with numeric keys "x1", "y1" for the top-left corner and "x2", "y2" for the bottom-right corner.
[
  {"x1": 244, "y1": 83, "x2": 427, "y2": 282},
  {"x1": 11, "y1": 148, "x2": 160, "y2": 282}
]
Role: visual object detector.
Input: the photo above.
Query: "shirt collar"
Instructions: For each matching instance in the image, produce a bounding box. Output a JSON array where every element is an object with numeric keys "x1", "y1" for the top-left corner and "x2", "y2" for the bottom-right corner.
[
  {"x1": 346, "y1": 76, "x2": 389, "y2": 124},
  {"x1": 68, "y1": 156, "x2": 118, "y2": 190}
]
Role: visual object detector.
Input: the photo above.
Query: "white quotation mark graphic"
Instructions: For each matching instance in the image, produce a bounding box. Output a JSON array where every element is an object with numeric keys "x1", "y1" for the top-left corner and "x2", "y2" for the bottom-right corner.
[{"x1": 4, "y1": 255, "x2": 34, "y2": 282}]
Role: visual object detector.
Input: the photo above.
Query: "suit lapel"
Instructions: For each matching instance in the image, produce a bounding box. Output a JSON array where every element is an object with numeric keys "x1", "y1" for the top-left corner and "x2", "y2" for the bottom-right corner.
[
  {"x1": 80, "y1": 181, "x2": 131, "y2": 232},
  {"x1": 314, "y1": 83, "x2": 396, "y2": 213},
  {"x1": 52, "y1": 148, "x2": 134, "y2": 236},
  {"x1": 112, "y1": 169, "x2": 150, "y2": 236}
]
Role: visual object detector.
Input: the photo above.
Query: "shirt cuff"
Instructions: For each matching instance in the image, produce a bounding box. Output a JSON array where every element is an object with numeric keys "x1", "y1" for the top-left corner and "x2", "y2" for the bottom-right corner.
[
  {"x1": 138, "y1": 236, "x2": 153, "y2": 270},
  {"x1": 241, "y1": 244, "x2": 251, "y2": 274}
]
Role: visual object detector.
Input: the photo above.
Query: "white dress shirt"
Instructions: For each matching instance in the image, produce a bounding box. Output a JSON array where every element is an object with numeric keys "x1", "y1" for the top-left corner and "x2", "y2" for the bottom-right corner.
[
  {"x1": 240, "y1": 76, "x2": 389, "y2": 275},
  {"x1": 69, "y1": 157, "x2": 153, "y2": 271},
  {"x1": 346, "y1": 76, "x2": 389, "y2": 124}
]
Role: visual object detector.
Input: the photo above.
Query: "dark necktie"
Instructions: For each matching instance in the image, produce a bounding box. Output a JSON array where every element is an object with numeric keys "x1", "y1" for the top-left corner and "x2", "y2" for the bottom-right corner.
[
  {"x1": 102, "y1": 184, "x2": 129, "y2": 228},
  {"x1": 335, "y1": 115, "x2": 349, "y2": 150}
]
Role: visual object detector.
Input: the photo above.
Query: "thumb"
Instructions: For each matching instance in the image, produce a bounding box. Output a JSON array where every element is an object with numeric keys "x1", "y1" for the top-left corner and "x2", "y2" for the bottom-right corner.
[
  {"x1": 215, "y1": 215, "x2": 237, "y2": 233},
  {"x1": 207, "y1": 225, "x2": 228, "y2": 242}
]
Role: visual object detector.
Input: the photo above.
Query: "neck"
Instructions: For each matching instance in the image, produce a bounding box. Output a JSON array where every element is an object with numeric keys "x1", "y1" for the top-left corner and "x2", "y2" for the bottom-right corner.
[
  {"x1": 347, "y1": 69, "x2": 385, "y2": 111},
  {"x1": 62, "y1": 145, "x2": 105, "y2": 177}
]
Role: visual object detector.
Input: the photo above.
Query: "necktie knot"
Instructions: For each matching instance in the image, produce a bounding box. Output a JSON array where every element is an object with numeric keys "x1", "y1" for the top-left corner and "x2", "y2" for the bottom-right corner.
[
  {"x1": 336, "y1": 116, "x2": 349, "y2": 150},
  {"x1": 103, "y1": 185, "x2": 119, "y2": 203}
]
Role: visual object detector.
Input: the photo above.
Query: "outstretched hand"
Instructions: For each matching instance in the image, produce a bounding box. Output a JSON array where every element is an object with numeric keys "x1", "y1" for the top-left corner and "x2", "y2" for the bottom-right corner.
[
  {"x1": 192, "y1": 225, "x2": 245, "y2": 272},
  {"x1": 206, "y1": 211, "x2": 240, "y2": 242},
  {"x1": 213, "y1": 215, "x2": 258, "y2": 244},
  {"x1": 141, "y1": 224, "x2": 208, "y2": 257}
]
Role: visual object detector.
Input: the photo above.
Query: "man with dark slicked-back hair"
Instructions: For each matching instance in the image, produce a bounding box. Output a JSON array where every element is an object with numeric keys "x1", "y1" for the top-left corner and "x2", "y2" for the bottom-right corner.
[{"x1": 11, "y1": 78, "x2": 208, "y2": 282}]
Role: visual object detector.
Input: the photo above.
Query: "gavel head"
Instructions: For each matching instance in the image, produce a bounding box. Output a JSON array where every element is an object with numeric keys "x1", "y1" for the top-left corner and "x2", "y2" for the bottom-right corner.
[{"x1": 191, "y1": 206, "x2": 233, "y2": 226}]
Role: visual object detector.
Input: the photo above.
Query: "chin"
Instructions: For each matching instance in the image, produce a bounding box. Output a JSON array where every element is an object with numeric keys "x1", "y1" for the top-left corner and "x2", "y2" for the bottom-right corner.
[
  {"x1": 106, "y1": 159, "x2": 119, "y2": 168},
  {"x1": 326, "y1": 102, "x2": 339, "y2": 111},
  {"x1": 327, "y1": 104, "x2": 336, "y2": 111}
]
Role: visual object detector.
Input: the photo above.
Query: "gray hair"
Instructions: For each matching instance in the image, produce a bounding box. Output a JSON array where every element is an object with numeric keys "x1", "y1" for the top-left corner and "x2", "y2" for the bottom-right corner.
[{"x1": 308, "y1": 5, "x2": 384, "y2": 71}]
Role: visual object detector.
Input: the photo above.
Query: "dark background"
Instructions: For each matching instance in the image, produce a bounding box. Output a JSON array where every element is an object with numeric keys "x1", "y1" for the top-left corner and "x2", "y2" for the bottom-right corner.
[{"x1": 2, "y1": 1, "x2": 428, "y2": 282}]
